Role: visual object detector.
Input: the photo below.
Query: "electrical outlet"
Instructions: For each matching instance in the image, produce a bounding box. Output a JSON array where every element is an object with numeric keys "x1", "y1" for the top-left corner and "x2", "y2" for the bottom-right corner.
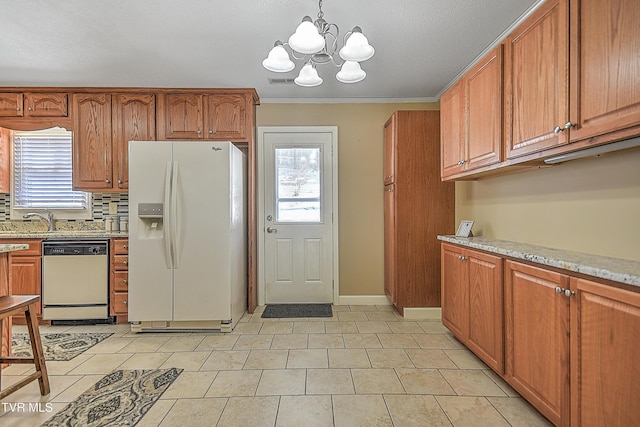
[{"x1": 109, "y1": 202, "x2": 118, "y2": 215}]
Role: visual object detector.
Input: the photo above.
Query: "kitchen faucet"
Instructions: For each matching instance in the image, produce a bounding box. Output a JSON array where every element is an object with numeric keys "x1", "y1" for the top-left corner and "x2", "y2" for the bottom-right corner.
[{"x1": 23, "y1": 211, "x2": 55, "y2": 232}]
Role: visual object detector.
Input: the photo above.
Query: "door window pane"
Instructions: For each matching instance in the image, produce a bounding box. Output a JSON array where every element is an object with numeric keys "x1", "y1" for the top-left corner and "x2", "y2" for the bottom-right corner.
[{"x1": 275, "y1": 147, "x2": 321, "y2": 222}]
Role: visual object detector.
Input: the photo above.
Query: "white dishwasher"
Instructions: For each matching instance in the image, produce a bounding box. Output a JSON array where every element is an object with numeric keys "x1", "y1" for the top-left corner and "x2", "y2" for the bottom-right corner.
[{"x1": 42, "y1": 240, "x2": 109, "y2": 320}]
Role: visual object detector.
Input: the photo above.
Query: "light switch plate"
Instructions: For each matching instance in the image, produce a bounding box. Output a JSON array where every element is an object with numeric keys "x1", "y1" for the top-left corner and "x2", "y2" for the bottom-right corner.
[{"x1": 108, "y1": 202, "x2": 118, "y2": 215}]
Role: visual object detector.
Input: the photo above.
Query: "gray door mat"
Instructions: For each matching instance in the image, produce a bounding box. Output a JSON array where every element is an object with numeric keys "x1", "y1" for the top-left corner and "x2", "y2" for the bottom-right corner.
[{"x1": 261, "y1": 303, "x2": 333, "y2": 318}]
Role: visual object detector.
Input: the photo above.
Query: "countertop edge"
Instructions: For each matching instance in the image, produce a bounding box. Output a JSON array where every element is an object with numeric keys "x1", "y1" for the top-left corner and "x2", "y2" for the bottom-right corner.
[
  {"x1": 0, "y1": 244, "x2": 29, "y2": 254},
  {"x1": 437, "y1": 235, "x2": 640, "y2": 287}
]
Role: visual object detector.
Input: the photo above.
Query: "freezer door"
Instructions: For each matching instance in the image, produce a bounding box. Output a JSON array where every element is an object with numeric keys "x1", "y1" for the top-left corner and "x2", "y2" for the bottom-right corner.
[
  {"x1": 128, "y1": 141, "x2": 174, "y2": 321},
  {"x1": 171, "y1": 141, "x2": 234, "y2": 321}
]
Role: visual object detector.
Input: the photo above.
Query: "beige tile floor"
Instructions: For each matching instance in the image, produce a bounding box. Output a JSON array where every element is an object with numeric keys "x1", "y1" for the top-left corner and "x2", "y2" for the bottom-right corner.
[{"x1": 0, "y1": 305, "x2": 552, "y2": 426}]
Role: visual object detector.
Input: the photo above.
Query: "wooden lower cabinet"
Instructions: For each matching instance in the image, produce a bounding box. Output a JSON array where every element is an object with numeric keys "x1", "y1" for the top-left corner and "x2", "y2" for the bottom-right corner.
[
  {"x1": 6, "y1": 239, "x2": 42, "y2": 324},
  {"x1": 570, "y1": 277, "x2": 640, "y2": 426},
  {"x1": 505, "y1": 260, "x2": 570, "y2": 426},
  {"x1": 110, "y1": 238, "x2": 129, "y2": 322},
  {"x1": 441, "y1": 243, "x2": 503, "y2": 373}
]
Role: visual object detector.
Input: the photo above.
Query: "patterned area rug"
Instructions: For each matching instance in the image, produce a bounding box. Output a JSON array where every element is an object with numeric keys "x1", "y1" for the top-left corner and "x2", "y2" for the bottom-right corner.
[
  {"x1": 261, "y1": 303, "x2": 333, "y2": 318},
  {"x1": 12, "y1": 332, "x2": 113, "y2": 361},
  {"x1": 43, "y1": 368, "x2": 182, "y2": 427}
]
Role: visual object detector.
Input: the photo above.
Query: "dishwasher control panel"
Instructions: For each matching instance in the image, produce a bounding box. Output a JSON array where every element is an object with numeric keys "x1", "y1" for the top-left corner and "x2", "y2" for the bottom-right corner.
[{"x1": 43, "y1": 241, "x2": 108, "y2": 256}]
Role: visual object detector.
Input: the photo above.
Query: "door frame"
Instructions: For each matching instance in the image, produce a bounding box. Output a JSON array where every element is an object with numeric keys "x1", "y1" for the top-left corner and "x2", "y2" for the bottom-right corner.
[{"x1": 257, "y1": 126, "x2": 339, "y2": 306}]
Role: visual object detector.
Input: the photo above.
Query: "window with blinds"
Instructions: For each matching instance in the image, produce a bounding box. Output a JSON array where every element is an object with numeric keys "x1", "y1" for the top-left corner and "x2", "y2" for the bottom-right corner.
[{"x1": 11, "y1": 127, "x2": 90, "y2": 217}]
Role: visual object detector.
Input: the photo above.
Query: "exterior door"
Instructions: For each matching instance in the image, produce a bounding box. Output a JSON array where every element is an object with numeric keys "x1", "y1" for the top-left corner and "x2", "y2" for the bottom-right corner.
[{"x1": 262, "y1": 129, "x2": 335, "y2": 303}]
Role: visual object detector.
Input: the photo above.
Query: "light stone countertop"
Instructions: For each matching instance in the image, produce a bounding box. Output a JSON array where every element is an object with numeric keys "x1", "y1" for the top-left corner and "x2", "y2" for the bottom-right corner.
[
  {"x1": 438, "y1": 235, "x2": 640, "y2": 287},
  {"x1": 0, "y1": 221, "x2": 127, "y2": 239},
  {"x1": 0, "y1": 243, "x2": 29, "y2": 254}
]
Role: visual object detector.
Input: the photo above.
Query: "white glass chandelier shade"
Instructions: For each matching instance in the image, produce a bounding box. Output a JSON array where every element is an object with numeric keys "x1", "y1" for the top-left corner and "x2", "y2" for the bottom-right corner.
[
  {"x1": 262, "y1": 43, "x2": 295, "y2": 72},
  {"x1": 288, "y1": 17, "x2": 325, "y2": 54},
  {"x1": 336, "y1": 61, "x2": 366, "y2": 83},
  {"x1": 294, "y1": 63, "x2": 323, "y2": 87},
  {"x1": 339, "y1": 28, "x2": 375, "y2": 62}
]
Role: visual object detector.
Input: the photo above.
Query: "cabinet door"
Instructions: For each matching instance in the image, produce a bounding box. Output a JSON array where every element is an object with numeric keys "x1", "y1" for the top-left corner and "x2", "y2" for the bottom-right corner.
[
  {"x1": 383, "y1": 183, "x2": 396, "y2": 304},
  {"x1": 571, "y1": 277, "x2": 640, "y2": 427},
  {"x1": 569, "y1": 0, "x2": 640, "y2": 143},
  {"x1": 158, "y1": 93, "x2": 203, "y2": 139},
  {"x1": 24, "y1": 93, "x2": 68, "y2": 117},
  {"x1": 204, "y1": 94, "x2": 247, "y2": 140},
  {"x1": 440, "y1": 80, "x2": 465, "y2": 178},
  {"x1": 466, "y1": 46, "x2": 503, "y2": 170},
  {"x1": 112, "y1": 94, "x2": 156, "y2": 190},
  {"x1": 0, "y1": 128, "x2": 10, "y2": 193},
  {"x1": 505, "y1": 260, "x2": 570, "y2": 426},
  {"x1": 72, "y1": 93, "x2": 113, "y2": 190},
  {"x1": 9, "y1": 256, "x2": 42, "y2": 316},
  {"x1": 0, "y1": 93, "x2": 23, "y2": 117},
  {"x1": 441, "y1": 243, "x2": 468, "y2": 339},
  {"x1": 504, "y1": 0, "x2": 568, "y2": 159},
  {"x1": 383, "y1": 114, "x2": 396, "y2": 185},
  {"x1": 466, "y1": 250, "x2": 503, "y2": 373}
]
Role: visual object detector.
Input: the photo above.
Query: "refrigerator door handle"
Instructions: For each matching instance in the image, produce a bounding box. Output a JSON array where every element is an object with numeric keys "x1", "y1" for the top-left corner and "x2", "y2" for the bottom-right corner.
[
  {"x1": 163, "y1": 161, "x2": 173, "y2": 269},
  {"x1": 170, "y1": 161, "x2": 180, "y2": 269}
]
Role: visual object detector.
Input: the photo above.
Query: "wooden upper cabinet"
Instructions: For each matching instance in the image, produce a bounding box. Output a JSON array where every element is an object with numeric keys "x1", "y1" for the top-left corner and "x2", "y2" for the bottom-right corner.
[
  {"x1": 569, "y1": 0, "x2": 640, "y2": 143},
  {"x1": 0, "y1": 92, "x2": 68, "y2": 118},
  {"x1": 112, "y1": 94, "x2": 156, "y2": 190},
  {"x1": 157, "y1": 93, "x2": 204, "y2": 139},
  {"x1": 571, "y1": 277, "x2": 640, "y2": 427},
  {"x1": 505, "y1": 260, "x2": 570, "y2": 427},
  {"x1": 504, "y1": 0, "x2": 569, "y2": 159},
  {"x1": 204, "y1": 94, "x2": 247, "y2": 140},
  {"x1": 157, "y1": 93, "x2": 251, "y2": 141},
  {"x1": 440, "y1": 80, "x2": 465, "y2": 178},
  {"x1": 383, "y1": 114, "x2": 396, "y2": 185},
  {"x1": 72, "y1": 93, "x2": 113, "y2": 190},
  {"x1": 465, "y1": 45, "x2": 503, "y2": 170},
  {"x1": 24, "y1": 93, "x2": 68, "y2": 117},
  {"x1": 0, "y1": 93, "x2": 24, "y2": 117}
]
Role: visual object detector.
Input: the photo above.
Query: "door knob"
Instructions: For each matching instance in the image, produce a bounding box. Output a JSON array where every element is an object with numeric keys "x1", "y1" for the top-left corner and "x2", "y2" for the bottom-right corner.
[{"x1": 267, "y1": 227, "x2": 278, "y2": 233}]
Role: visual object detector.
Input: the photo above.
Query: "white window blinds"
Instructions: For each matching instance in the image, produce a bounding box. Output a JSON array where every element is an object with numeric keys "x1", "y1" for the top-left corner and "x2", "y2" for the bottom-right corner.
[{"x1": 12, "y1": 128, "x2": 89, "y2": 210}]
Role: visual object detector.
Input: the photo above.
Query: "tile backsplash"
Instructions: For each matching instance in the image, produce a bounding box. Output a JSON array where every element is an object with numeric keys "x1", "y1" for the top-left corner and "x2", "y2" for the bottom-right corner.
[{"x1": 0, "y1": 193, "x2": 129, "y2": 222}]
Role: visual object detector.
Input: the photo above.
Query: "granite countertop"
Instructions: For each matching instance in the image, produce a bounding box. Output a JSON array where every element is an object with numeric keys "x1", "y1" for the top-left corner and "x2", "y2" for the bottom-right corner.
[
  {"x1": 438, "y1": 235, "x2": 640, "y2": 287},
  {"x1": 0, "y1": 243, "x2": 29, "y2": 254},
  {"x1": 0, "y1": 221, "x2": 128, "y2": 239}
]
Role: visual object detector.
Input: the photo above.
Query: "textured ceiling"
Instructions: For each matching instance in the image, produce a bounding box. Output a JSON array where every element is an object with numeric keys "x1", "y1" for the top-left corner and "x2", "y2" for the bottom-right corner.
[{"x1": 0, "y1": 0, "x2": 542, "y2": 102}]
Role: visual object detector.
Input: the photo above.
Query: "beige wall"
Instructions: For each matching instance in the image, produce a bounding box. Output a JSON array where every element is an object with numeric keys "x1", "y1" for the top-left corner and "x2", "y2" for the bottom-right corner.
[
  {"x1": 257, "y1": 102, "x2": 438, "y2": 296},
  {"x1": 455, "y1": 148, "x2": 640, "y2": 262}
]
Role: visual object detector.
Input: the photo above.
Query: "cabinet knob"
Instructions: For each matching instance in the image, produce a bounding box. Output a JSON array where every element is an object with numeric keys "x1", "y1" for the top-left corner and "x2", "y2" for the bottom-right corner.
[
  {"x1": 196, "y1": 130, "x2": 202, "y2": 134},
  {"x1": 555, "y1": 286, "x2": 563, "y2": 294},
  {"x1": 122, "y1": 279, "x2": 128, "y2": 284},
  {"x1": 16, "y1": 107, "x2": 20, "y2": 111},
  {"x1": 554, "y1": 126, "x2": 564, "y2": 134},
  {"x1": 122, "y1": 260, "x2": 128, "y2": 265},
  {"x1": 564, "y1": 121, "x2": 575, "y2": 130},
  {"x1": 123, "y1": 245, "x2": 128, "y2": 249},
  {"x1": 458, "y1": 255, "x2": 467, "y2": 260},
  {"x1": 208, "y1": 130, "x2": 213, "y2": 134},
  {"x1": 564, "y1": 289, "x2": 575, "y2": 297},
  {"x1": 457, "y1": 160, "x2": 466, "y2": 165},
  {"x1": 105, "y1": 179, "x2": 111, "y2": 184},
  {"x1": 117, "y1": 179, "x2": 123, "y2": 184},
  {"x1": 27, "y1": 107, "x2": 32, "y2": 111},
  {"x1": 122, "y1": 300, "x2": 127, "y2": 305}
]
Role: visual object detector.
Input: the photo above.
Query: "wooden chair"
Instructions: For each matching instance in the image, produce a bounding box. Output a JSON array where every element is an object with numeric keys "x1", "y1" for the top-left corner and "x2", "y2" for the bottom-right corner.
[{"x1": 0, "y1": 295, "x2": 50, "y2": 399}]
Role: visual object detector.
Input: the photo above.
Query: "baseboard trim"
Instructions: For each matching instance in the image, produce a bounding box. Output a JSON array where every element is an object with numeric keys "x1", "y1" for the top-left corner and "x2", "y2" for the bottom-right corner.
[
  {"x1": 335, "y1": 295, "x2": 391, "y2": 306},
  {"x1": 402, "y1": 307, "x2": 442, "y2": 320}
]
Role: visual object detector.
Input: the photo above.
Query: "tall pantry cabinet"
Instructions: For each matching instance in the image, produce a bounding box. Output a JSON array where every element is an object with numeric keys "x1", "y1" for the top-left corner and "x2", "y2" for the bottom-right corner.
[{"x1": 384, "y1": 111, "x2": 455, "y2": 315}]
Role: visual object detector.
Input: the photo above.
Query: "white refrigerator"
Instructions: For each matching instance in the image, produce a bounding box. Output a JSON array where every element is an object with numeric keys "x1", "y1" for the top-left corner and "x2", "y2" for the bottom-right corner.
[{"x1": 128, "y1": 141, "x2": 246, "y2": 332}]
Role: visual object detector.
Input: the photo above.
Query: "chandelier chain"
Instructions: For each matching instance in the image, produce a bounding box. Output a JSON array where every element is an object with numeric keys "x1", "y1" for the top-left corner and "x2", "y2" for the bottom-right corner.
[{"x1": 318, "y1": 0, "x2": 324, "y2": 19}]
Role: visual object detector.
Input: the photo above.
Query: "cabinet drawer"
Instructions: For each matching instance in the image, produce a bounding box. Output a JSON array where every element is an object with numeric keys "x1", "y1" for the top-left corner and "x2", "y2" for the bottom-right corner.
[
  {"x1": 113, "y1": 239, "x2": 129, "y2": 255},
  {"x1": 5, "y1": 239, "x2": 43, "y2": 256},
  {"x1": 113, "y1": 292, "x2": 129, "y2": 315},
  {"x1": 113, "y1": 271, "x2": 128, "y2": 291},
  {"x1": 113, "y1": 255, "x2": 128, "y2": 271}
]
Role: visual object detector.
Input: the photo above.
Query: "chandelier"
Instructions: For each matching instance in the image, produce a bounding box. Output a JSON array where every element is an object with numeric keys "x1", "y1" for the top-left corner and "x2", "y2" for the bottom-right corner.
[{"x1": 262, "y1": 0, "x2": 375, "y2": 87}]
